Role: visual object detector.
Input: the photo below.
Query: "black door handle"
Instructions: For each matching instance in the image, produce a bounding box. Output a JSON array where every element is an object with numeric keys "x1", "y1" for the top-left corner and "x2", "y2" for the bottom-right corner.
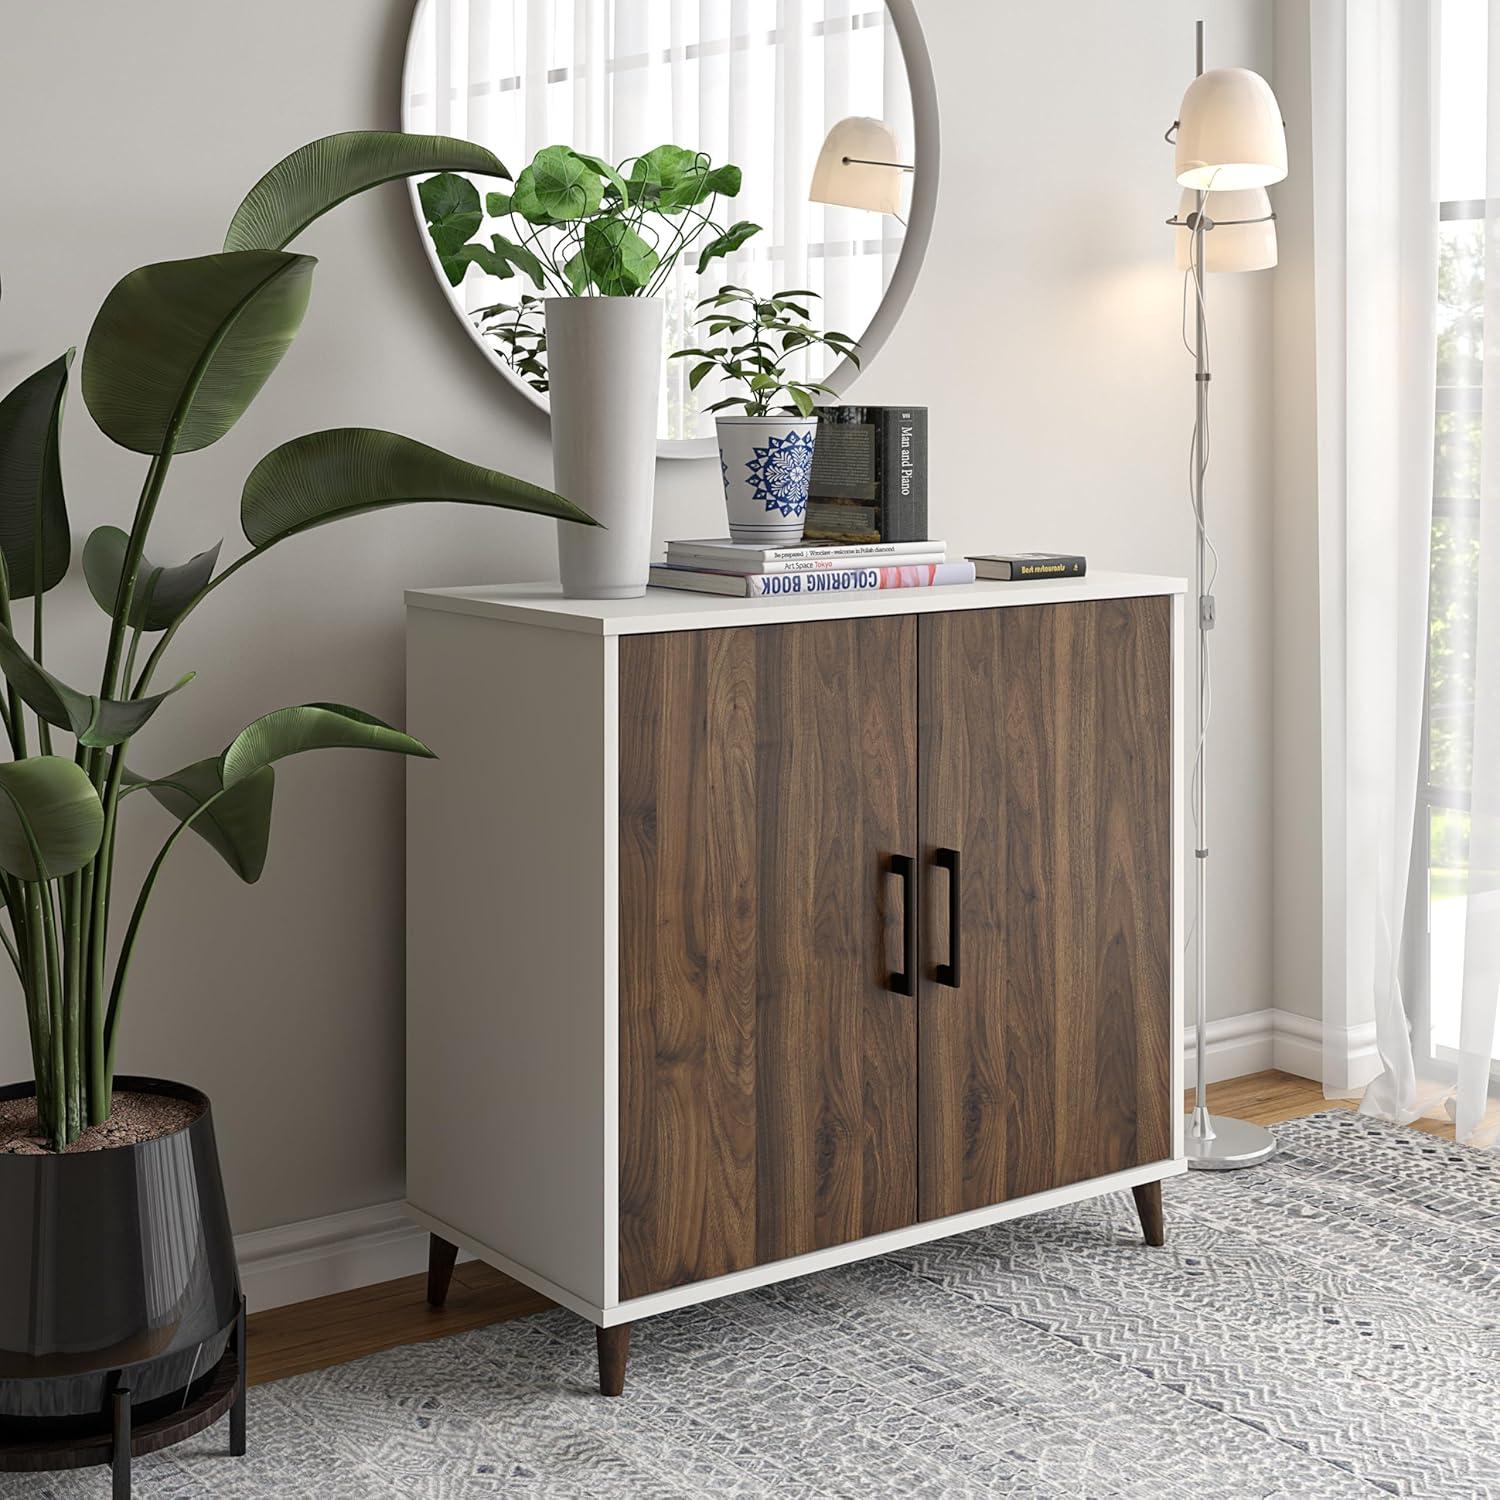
[
  {"x1": 889, "y1": 853, "x2": 915, "y2": 996},
  {"x1": 936, "y1": 847, "x2": 961, "y2": 988}
]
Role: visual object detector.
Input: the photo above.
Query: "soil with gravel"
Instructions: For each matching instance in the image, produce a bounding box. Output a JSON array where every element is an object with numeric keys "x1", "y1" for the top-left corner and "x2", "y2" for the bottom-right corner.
[{"x1": 0, "y1": 1090, "x2": 202, "y2": 1154}]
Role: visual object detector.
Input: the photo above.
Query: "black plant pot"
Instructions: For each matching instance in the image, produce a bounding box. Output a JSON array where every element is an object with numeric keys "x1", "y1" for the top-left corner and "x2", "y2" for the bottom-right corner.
[{"x1": 0, "y1": 1076, "x2": 240, "y2": 1423}]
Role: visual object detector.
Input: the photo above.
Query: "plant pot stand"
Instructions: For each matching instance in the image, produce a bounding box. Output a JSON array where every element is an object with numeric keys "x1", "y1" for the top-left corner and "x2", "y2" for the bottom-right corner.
[{"x1": 0, "y1": 1296, "x2": 247, "y2": 1498}]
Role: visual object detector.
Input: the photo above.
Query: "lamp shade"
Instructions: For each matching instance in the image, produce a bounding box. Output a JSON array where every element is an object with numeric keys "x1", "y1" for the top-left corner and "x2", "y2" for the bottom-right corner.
[
  {"x1": 1174, "y1": 186, "x2": 1277, "y2": 272},
  {"x1": 1174, "y1": 67, "x2": 1287, "y2": 189},
  {"x1": 809, "y1": 116, "x2": 906, "y2": 214}
]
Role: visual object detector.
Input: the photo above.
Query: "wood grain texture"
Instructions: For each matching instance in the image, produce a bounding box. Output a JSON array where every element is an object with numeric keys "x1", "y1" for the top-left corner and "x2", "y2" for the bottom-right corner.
[
  {"x1": 596, "y1": 1323, "x2": 631, "y2": 1397},
  {"x1": 246, "y1": 1261, "x2": 551, "y2": 1386},
  {"x1": 619, "y1": 617, "x2": 917, "y2": 1298},
  {"x1": 1131, "y1": 1181, "x2": 1165, "y2": 1246},
  {"x1": 918, "y1": 599, "x2": 1173, "y2": 1219}
]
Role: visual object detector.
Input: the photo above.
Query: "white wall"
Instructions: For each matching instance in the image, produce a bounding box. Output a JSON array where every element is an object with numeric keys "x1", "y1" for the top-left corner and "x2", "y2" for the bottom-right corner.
[{"x1": 0, "y1": 0, "x2": 1275, "y2": 1236}]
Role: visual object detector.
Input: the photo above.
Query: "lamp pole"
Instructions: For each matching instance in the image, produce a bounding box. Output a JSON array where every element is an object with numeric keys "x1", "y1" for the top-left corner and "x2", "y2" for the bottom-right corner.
[{"x1": 1182, "y1": 18, "x2": 1277, "y2": 1169}]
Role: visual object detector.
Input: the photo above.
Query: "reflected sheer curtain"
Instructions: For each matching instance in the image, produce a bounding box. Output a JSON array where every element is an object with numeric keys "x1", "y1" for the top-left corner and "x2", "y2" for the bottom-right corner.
[{"x1": 1311, "y1": 0, "x2": 1499, "y2": 1147}]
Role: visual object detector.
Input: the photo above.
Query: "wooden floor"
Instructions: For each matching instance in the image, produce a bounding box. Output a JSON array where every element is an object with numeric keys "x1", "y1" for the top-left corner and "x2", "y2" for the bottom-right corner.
[{"x1": 246, "y1": 1069, "x2": 1483, "y2": 1387}]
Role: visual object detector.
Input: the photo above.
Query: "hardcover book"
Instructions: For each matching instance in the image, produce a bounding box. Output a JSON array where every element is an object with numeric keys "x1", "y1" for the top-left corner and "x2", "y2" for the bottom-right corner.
[
  {"x1": 665, "y1": 537, "x2": 945, "y2": 574},
  {"x1": 805, "y1": 406, "x2": 928, "y2": 543},
  {"x1": 968, "y1": 552, "x2": 1087, "y2": 580},
  {"x1": 649, "y1": 560, "x2": 974, "y2": 597}
]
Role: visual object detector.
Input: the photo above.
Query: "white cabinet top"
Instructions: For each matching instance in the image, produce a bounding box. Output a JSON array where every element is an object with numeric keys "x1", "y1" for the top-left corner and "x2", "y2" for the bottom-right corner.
[{"x1": 404, "y1": 572, "x2": 1187, "y2": 637}]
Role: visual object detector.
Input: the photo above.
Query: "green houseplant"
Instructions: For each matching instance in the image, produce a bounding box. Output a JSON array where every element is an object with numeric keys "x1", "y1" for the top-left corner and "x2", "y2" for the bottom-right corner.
[
  {"x1": 0, "y1": 128, "x2": 594, "y2": 1472},
  {"x1": 0, "y1": 130, "x2": 589, "y2": 1154},
  {"x1": 671, "y1": 286, "x2": 859, "y2": 544},
  {"x1": 420, "y1": 145, "x2": 761, "y2": 598}
]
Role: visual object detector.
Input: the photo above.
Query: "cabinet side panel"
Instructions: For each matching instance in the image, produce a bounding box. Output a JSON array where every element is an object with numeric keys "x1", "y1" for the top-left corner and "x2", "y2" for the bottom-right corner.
[
  {"x1": 406, "y1": 610, "x2": 609, "y2": 1307},
  {"x1": 618, "y1": 631, "x2": 759, "y2": 1300}
]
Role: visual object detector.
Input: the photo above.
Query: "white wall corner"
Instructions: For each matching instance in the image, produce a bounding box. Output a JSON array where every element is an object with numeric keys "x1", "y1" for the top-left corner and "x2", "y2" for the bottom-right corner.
[
  {"x1": 1180, "y1": 1005, "x2": 1378, "y2": 1093},
  {"x1": 1182, "y1": 1008, "x2": 1276, "y2": 1089},
  {"x1": 1314, "y1": 1015, "x2": 1383, "y2": 1092},
  {"x1": 235, "y1": 1201, "x2": 470, "y2": 1314}
]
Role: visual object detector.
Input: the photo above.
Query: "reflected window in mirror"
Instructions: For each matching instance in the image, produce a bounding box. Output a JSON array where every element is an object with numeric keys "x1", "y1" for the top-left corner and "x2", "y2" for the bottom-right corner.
[{"x1": 403, "y1": 0, "x2": 916, "y2": 447}]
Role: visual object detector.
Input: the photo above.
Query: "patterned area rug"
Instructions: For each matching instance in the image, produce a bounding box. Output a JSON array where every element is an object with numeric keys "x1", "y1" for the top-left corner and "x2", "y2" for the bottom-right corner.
[{"x1": 7, "y1": 1112, "x2": 1496, "y2": 1499}]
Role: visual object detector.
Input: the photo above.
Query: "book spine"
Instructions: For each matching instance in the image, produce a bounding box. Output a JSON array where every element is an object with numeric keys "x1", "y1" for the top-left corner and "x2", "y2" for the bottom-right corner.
[
  {"x1": 878, "y1": 409, "x2": 928, "y2": 544},
  {"x1": 668, "y1": 540, "x2": 941, "y2": 564},
  {"x1": 671, "y1": 551, "x2": 946, "y2": 575},
  {"x1": 1009, "y1": 559, "x2": 1086, "y2": 579},
  {"x1": 743, "y1": 562, "x2": 975, "y2": 596}
]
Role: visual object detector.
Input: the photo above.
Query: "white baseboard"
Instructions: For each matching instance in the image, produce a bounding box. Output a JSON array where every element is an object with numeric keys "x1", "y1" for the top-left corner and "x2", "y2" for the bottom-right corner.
[
  {"x1": 1180, "y1": 1005, "x2": 1380, "y2": 1092},
  {"x1": 1181, "y1": 1008, "x2": 1276, "y2": 1087},
  {"x1": 235, "y1": 1201, "x2": 469, "y2": 1314},
  {"x1": 238, "y1": 1010, "x2": 1358, "y2": 1316}
]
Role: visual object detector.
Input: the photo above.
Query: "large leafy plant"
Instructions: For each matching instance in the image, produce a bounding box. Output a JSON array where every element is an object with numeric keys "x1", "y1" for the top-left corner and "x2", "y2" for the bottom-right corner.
[
  {"x1": 0, "y1": 132, "x2": 594, "y2": 1150},
  {"x1": 672, "y1": 286, "x2": 861, "y2": 417},
  {"x1": 420, "y1": 145, "x2": 760, "y2": 390}
]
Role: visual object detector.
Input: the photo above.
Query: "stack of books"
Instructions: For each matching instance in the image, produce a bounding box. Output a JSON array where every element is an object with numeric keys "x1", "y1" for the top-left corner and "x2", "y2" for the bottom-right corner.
[{"x1": 650, "y1": 539, "x2": 976, "y2": 597}]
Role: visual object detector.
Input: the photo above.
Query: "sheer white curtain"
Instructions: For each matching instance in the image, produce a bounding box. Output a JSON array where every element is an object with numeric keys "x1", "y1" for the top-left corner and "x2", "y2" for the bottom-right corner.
[
  {"x1": 405, "y1": 0, "x2": 911, "y2": 440},
  {"x1": 1311, "y1": 0, "x2": 1499, "y2": 1147}
]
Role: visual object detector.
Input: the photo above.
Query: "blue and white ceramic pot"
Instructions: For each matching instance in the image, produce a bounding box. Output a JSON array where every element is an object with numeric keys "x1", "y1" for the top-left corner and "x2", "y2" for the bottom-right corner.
[{"x1": 715, "y1": 414, "x2": 819, "y2": 545}]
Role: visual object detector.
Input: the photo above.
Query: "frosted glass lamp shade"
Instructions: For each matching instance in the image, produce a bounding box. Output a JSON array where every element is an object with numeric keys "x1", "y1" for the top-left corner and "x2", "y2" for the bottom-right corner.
[
  {"x1": 1174, "y1": 187, "x2": 1277, "y2": 272},
  {"x1": 809, "y1": 116, "x2": 907, "y2": 214},
  {"x1": 1175, "y1": 67, "x2": 1287, "y2": 189}
]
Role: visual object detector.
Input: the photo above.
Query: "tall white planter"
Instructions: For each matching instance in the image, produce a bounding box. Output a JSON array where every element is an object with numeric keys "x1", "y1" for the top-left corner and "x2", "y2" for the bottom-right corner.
[
  {"x1": 548, "y1": 297, "x2": 662, "y2": 598},
  {"x1": 716, "y1": 414, "x2": 820, "y2": 545}
]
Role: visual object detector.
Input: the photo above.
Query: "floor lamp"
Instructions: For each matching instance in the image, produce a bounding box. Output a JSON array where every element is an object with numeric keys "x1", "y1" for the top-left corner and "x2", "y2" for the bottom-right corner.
[{"x1": 1168, "y1": 23, "x2": 1286, "y2": 1169}]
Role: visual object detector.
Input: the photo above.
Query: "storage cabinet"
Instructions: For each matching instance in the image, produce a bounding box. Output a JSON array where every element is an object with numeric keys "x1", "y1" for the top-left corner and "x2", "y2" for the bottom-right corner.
[{"x1": 406, "y1": 576, "x2": 1184, "y2": 1397}]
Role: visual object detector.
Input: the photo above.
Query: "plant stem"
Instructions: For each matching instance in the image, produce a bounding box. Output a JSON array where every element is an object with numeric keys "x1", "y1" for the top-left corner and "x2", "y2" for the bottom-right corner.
[
  {"x1": 104, "y1": 785, "x2": 232, "y2": 1072},
  {"x1": 98, "y1": 453, "x2": 174, "y2": 716},
  {"x1": 131, "y1": 551, "x2": 255, "y2": 700},
  {"x1": 0, "y1": 554, "x2": 29, "y2": 759},
  {"x1": 81, "y1": 454, "x2": 176, "y2": 1114}
]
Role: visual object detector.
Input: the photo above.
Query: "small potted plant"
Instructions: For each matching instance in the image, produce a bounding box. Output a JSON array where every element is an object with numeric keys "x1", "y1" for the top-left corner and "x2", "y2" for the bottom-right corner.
[
  {"x1": 0, "y1": 131, "x2": 592, "y2": 1490},
  {"x1": 672, "y1": 287, "x2": 860, "y2": 544},
  {"x1": 421, "y1": 148, "x2": 759, "y2": 597}
]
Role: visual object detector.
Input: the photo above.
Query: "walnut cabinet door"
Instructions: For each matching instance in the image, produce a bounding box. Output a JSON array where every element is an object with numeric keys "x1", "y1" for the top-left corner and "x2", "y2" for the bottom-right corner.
[
  {"x1": 916, "y1": 598, "x2": 1174, "y2": 1220},
  {"x1": 618, "y1": 616, "x2": 919, "y2": 1299}
]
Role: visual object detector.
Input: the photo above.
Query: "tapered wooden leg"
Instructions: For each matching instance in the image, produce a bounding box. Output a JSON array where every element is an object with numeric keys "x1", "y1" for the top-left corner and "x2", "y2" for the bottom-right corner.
[
  {"x1": 427, "y1": 1234, "x2": 459, "y2": 1308},
  {"x1": 112, "y1": 1384, "x2": 132, "y2": 1499},
  {"x1": 596, "y1": 1322, "x2": 631, "y2": 1397},
  {"x1": 230, "y1": 1294, "x2": 248, "y2": 1456},
  {"x1": 1132, "y1": 1181, "x2": 1165, "y2": 1247}
]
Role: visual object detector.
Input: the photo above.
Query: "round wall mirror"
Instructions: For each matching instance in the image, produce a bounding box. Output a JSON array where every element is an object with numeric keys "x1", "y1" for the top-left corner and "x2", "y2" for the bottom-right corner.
[{"x1": 401, "y1": 0, "x2": 938, "y2": 458}]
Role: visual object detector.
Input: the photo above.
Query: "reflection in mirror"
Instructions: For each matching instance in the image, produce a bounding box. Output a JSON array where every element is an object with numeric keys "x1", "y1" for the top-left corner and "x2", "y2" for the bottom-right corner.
[{"x1": 403, "y1": 1, "x2": 915, "y2": 447}]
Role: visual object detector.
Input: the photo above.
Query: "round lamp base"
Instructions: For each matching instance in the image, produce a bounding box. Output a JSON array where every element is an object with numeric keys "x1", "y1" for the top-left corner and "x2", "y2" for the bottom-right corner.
[{"x1": 1183, "y1": 1113, "x2": 1277, "y2": 1171}]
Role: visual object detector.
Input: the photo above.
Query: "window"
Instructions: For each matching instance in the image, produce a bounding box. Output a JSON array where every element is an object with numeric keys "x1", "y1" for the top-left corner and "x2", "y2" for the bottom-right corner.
[{"x1": 1417, "y1": 0, "x2": 1496, "y2": 1065}]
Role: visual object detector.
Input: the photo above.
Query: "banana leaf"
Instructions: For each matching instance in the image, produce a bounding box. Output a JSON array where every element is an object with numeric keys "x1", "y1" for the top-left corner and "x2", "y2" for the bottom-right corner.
[
  {"x1": 82, "y1": 251, "x2": 315, "y2": 455},
  {"x1": 83, "y1": 526, "x2": 221, "y2": 631},
  {"x1": 125, "y1": 759, "x2": 274, "y2": 883},
  {"x1": 225, "y1": 132, "x2": 508, "y2": 253},
  {"x1": 239, "y1": 427, "x2": 595, "y2": 549},
  {"x1": 220, "y1": 703, "x2": 434, "y2": 788},
  {"x1": 0, "y1": 351, "x2": 73, "y2": 598},
  {"x1": 0, "y1": 757, "x2": 104, "y2": 881},
  {"x1": 0, "y1": 622, "x2": 192, "y2": 748}
]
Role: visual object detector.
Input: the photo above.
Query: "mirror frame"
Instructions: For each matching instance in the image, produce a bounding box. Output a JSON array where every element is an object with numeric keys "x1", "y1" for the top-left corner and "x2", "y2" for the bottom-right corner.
[{"x1": 400, "y1": 0, "x2": 940, "y2": 461}]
